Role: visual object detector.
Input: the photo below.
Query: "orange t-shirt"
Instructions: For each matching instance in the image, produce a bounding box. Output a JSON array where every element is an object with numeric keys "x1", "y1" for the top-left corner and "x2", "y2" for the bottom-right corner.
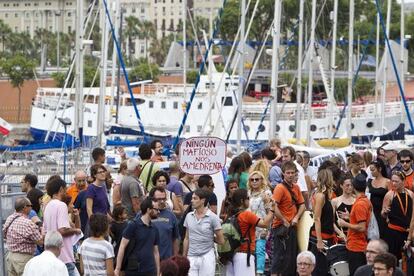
[
  {"x1": 346, "y1": 194, "x2": 371, "y2": 252},
  {"x1": 404, "y1": 172, "x2": 414, "y2": 191},
  {"x1": 272, "y1": 183, "x2": 304, "y2": 228},
  {"x1": 66, "y1": 183, "x2": 79, "y2": 204},
  {"x1": 238, "y1": 210, "x2": 260, "y2": 253}
]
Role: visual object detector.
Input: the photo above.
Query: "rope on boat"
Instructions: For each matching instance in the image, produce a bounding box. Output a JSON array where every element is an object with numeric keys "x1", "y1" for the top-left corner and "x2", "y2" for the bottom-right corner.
[
  {"x1": 102, "y1": 0, "x2": 147, "y2": 142},
  {"x1": 373, "y1": 0, "x2": 414, "y2": 134},
  {"x1": 172, "y1": 0, "x2": 229, "y2": 150}
]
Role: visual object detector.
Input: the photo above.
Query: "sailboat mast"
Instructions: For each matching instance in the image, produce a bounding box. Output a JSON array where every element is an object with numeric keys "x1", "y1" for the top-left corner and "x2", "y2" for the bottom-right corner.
[
  {"x1": 75, "y1": 0, "x2": 84, "y2": 140},
  {"x1": 111, "y1": 0, "x2": 120, "y2": 108},
  {"x1": 380, "y1": 0, "x2": 392, "y2": 135},
  {"x1": 400, "y1": 0, "x2": 405, "y2": 112},
  {"x1": 295, "y1": 0, "x2": 304, "y2": 142},
  {"x1": 329, "y1": 0, "x2": 338, "y2": 135},
  {"x1": 270, "y1": 0, "x2": 282, "y2": 140},
  {"x1": 183, "y1": 0, "x2": 187, "y2": 99},
  {"x1": 375, "y1": 13, "x2": 380, "y2": 116},
  {"x1": 346, "y1": 0, "x2": 354, "y2": 137},
  {"x1": 98, "y1": 0, "x2": 109, "y2": 147},
  {"x1": 237, "y1": 0, "x2": 245, "y2": 152},
  {"x1": 306, "y1": 0, "x2": 317, "y2": 145}
]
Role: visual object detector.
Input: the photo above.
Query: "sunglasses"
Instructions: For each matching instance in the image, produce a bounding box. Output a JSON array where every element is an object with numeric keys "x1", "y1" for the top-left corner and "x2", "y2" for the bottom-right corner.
[
  {"x1": 400, "y1": 160, "x2": 412, "y2": 164},
  {"x1": 249, "y1": 178, "x2": 262, "y2": 182}
]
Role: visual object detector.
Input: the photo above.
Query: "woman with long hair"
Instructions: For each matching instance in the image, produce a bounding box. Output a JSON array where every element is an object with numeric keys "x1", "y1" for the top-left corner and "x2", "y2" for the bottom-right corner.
[
  {"x1": 308, "y1": 169, "x2": 335, "y2": 276},
  {"x1": 347, "y1": 153, "x2": 367, "y2": 177},
  {"x1": 227, "y1": 154, "x2": 251, "y2": 189},
  {"x1": 225, "y1": 189, "x2": 274, "y2": 276},
  {"x1": 247, "y1": 170, "x2": 272, "y2": 275},
  {"x1": 219, "y1": 179, "x2": 239, "y2": 221},
  {"x1": 332, "y1": 173, "x2": 355, "y2": 243},
  {"x1": 152, "y1": 170, "x2": 182, "y2": 215},
  {"x1": 250, "y1": 159, "x2": 271, "y2": 182},
  {"x1": 382, "y1": 171, "x2": 414, "y2": 260},
  {"x1": 369, "y1": 159, "x2": 390, "y2": 239}
]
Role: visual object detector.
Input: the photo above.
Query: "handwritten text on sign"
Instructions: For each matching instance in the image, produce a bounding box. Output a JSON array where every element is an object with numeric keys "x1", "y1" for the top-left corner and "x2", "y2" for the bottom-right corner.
[{"x1": 179, "y1": 137, "x2": 227, "y2": 175}]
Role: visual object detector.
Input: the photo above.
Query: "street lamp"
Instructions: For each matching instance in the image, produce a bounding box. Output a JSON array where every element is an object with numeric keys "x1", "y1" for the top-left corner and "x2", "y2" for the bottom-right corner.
[{"x1": 58, "y1": 117, "x2": 71, "y2": 182}]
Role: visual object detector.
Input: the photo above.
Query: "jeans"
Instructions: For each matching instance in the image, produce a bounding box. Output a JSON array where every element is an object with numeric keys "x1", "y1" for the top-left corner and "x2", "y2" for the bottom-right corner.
[{"x1": 66, "y1": 262, "x2": 80, "y2": 276}]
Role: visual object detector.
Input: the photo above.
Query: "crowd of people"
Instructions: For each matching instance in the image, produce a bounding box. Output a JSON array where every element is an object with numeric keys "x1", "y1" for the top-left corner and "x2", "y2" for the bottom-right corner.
[{"x1": 3, "y1": 138, "x2": 414, "y2": 276}]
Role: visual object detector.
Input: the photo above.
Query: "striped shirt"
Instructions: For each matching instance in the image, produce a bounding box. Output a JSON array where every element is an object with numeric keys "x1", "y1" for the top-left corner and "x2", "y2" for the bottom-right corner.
[{"x1": 79, "y1": 238, "x2": 114, "y2": 276}]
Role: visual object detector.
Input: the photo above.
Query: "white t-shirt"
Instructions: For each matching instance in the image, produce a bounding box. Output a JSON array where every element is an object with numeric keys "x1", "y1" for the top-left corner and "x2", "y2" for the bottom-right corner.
[
  {"x1": 294, "y1": 161, "x2": 308, "y2": 192},
  {"x1": 23, "y1": 250, "x2": 69, "y2": 276}
]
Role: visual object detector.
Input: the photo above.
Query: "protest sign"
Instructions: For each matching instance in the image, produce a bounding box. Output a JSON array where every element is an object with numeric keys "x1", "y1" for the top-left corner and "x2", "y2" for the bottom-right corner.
[{"x1": 179, "y1": 137, "x2": 226, "y2": 175}]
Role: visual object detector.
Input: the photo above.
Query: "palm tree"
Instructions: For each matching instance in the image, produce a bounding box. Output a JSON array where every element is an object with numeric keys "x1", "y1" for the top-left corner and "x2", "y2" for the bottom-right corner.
[
  {"x1": 137, "y1": 20, "x2": 156, "y2": 62},
  {"x1": 124, "y1": 16, "x2": 140, "y2": 64},
  {"x1": 0, "y1": 19, "x2": 11, "y2": 53}
]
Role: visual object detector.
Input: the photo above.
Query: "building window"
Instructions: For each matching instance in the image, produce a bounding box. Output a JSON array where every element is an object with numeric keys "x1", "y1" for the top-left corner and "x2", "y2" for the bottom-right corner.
[
  {"x1": 68, "y1": 12, "x2": 71, "y2": 17},
  {"x1": 222, "y1": 97, "x2": 233, "y2": 106},
  {"x1": 140, "y1": 44, "x2": 145, "y2": 54},
  {"x1": 173, "y1": 102, "x2": 178, "y2": 109},
  {"x1": 161, "y1": 101, "x2": 166, "y2": 109},
  {"x1": 149, "y1": 101, "x2": 154, "y2": 108},
  {"x1": 141, "y1": 8, "x2": 145, "y2": 13},
  {"x1": 15, "y1": 13, "x2": 18, "y2": 18},
  {"x1": 68, "y1": 26, "x2": 72, "y2": 33},
  {"x1": 132, "y1": 8, "x2": 136, "y2": 13},
  {"x1": 5, "y1": 13, "x2": 8, "y2": 18}
]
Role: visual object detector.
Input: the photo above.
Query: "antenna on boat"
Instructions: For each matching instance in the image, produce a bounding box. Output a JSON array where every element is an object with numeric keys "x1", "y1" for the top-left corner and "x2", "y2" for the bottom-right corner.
[{"x1": 346, "y1": 0, "x2": 355, "y2": 137}]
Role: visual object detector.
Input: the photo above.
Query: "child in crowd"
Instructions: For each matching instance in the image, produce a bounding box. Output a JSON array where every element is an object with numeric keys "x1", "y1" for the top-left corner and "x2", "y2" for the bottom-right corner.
[
  {"x1": 110, "y1": 204, "x2": 128, "y2": 259},
  {"x1": 256, "y1": 229, "x2": 268, "y2": 275},
  {"x1": 80, "y1": 213, "x2": 114, "y2": 276}
]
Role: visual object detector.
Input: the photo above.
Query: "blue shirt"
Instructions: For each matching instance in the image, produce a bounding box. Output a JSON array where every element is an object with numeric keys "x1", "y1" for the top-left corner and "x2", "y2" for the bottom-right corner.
[
  {"x1": 74, "y1": 190, "x2": 88, "y2": 234},
  {"x1": 85, "y1": 183, "x2": 109, "y2": 215},
  {"x1": 151, "y1": 209, "x2": 180, "y2": 260},
  {"x1": 123, "y1": 217, "x2": 160, "y2": 274}
]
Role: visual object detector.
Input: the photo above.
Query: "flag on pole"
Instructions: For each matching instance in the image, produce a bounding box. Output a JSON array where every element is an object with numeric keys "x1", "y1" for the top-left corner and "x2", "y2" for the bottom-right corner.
[{"x1": 0, "y1": 117, "x2": 12, "y2": 136}]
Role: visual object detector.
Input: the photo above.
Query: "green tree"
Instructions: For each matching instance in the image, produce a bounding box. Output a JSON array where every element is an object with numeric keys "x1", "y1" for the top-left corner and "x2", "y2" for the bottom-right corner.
[
  {"x1": 0, "y1": 54, "x2": 36, "y2": 123},
  {"x1": 186, "y1": 70, "x2": 198, "y2": 83},
  {"x1": 51, "y1": 72, "x2": 66, "y2": 87},
  {"x1": 150, "y1": 34, "x2": 174, "y2": 65},
  {"x1": 124, "y1": 16, "x2": 140, "y2": 64},
  {"x1": 129, "y1": 58, "x2": 160, "y2": 82},
  {"x1": 0, "y1": 19, "x2": 11, "y2": 53},
  {"x1": 137, "y1": 20, "x2": 156, "y2": 61}
]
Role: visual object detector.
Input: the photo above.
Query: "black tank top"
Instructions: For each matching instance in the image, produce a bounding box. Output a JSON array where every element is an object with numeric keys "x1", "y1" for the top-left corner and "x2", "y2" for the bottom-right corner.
[
  {"x1": 388, "y1": 190, "x2": 413, "y2": 229},
  {"x1": 312, "y1": 194, "x2": 334, "y2": 235},
  {"x1": 335, "y1": 201, "x2": 353, "y2": 235},
  {"x1": 368, "y1": 179, "x2": 388, "y2": 214}
]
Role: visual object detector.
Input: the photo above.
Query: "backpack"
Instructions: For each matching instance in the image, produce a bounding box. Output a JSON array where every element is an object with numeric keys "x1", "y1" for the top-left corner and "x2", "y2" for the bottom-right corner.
[{"x1": 217, "y1": 212, "x2": 252, "y2": 266}]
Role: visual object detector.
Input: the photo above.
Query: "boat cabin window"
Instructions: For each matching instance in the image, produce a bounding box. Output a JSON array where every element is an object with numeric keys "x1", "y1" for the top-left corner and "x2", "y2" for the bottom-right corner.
[
  {"x1": 173, "y1": 101, "x2": 178, "y2": 109},
  {"x1": 205, "y1": 82, "x2": 215, "y2": 89},
  {"x1": 221, "y1": 97, "x2": 233, "y2": 106},
  {"x1": 197, "y1": 125, "x2": 202, "y2": 132},
  {"x1": 161, "y1": 101, "x2": 166, "y2": 109},
  {"x1": 185, "y1": 125, "x2": 190, "y2": 132},
  {"x1": 197, "y1": 102, "x2": 202, "y2": 109},
  {"x1": 149, "y1": 101, "x2": 154, "y2": 108}
]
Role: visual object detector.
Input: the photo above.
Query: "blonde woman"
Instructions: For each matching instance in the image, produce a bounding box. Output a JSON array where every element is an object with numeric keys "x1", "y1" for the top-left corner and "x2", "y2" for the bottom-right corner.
[
  {"x1": 247, "y1": 170, "x2": 272, "y2": 276},
  {"x1": 250, "y1": 159, "x2": 270, "y2": 182},
  {"x1": 309, "y1": 169, "x2": 335, "y2": 276}
]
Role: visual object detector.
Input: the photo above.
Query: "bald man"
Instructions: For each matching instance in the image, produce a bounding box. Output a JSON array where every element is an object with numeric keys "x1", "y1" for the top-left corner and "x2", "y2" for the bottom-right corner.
[{"x1": 66, "y1": 171, "x2": 88, "y2": 204}]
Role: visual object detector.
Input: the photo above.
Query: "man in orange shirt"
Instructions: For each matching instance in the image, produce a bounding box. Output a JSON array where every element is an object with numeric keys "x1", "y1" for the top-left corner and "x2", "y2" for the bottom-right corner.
[
  {"x1": 398, "y1": 149, "x2": 414, "y2": 191},
  {"x1": 66, "y1": 170, "x2": 88, "y2": 204},
  {"x1": 271, "y1": 161, "x2": 305, "y2": 276},
  {"x1": 338, "y1": 173, "x2": 372, "y2": 275}
]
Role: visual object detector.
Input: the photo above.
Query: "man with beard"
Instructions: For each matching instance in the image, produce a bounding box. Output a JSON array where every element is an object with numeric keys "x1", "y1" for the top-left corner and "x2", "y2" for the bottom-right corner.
[
  {"x1": 398, "y1": 149, "x2": 414, "y2": 191},
  {"x1": 149, "y1": 187, "x2": 180, "y2": 260},
  {"x1": 114, "y1": 198, "x2": 160, "y2": 276}
]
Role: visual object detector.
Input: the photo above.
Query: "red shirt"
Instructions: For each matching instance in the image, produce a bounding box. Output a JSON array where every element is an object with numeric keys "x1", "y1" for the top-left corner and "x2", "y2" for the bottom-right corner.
[
  {"x1": 346, "y1": 194, "x2": 371, "y2": 252},
  {"x1": 238, "y1": 210, "x2": 260, "y2": 253},
  {"x1": 272, "y1": 183, "x2": 304, "y2": 228}
]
